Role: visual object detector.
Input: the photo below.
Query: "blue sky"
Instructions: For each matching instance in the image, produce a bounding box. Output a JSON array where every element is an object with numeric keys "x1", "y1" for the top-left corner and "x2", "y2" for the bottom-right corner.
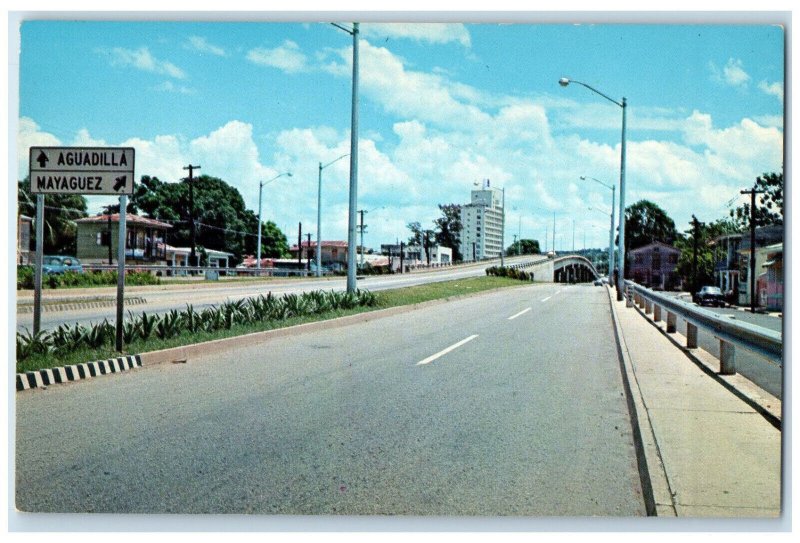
[{"x1": 13, "y1": 15, "x2": 785, "y2": 253}]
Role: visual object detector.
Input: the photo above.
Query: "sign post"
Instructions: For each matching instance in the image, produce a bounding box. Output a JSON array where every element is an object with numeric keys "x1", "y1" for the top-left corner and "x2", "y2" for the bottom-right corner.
[
  {"x1": 33, "y1": 194, "x2": 44, "y2": 334},
  {"x1": 29, "y1": 146, "x2": 135, "y2": 351},
  {"x1": 116, "y1": 195, "x2": 127, "y2": 351}
]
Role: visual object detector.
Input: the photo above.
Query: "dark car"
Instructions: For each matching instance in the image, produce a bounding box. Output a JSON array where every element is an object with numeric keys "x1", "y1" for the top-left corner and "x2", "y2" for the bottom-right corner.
[
  {"x1": 42, "y1": 255, "x2": 84, "y2": 274},
  {"x1": 694, "y1": 285, "x2": 725, "y2": 307}
]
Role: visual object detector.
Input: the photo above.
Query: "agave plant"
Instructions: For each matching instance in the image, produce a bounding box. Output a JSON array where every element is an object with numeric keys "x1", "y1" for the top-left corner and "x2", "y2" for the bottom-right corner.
[
  {"x1": 155, "y1": 310, "x2": 181, "y2": 340},
  {"x1": 202, "y1": 306, "x2": 224, "y2": 332},
  {"x1": 122, "y1": 316, "x2": 141, "y2": 345},
  {"x1": 181, "y1": 304, "x2": 201, "y2": 333},
  {"x1": 85, "y1": 319, "x2": 113, "y2": 349},
  {"x1": 16, "y1": 328, "x2": 54, "y2": 359},
  {"x1": 139, "y1": 312, "x2": 157, "y2": 341}
]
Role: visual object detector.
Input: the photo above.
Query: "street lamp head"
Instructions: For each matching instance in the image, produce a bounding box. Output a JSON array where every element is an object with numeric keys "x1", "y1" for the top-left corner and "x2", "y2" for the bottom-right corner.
[
  {"x1": 558, "y1": 77, "x2": 571, "y2": 87},
  {"x1": 579, "y1": 175, "x2": 586, "y2": 180}
]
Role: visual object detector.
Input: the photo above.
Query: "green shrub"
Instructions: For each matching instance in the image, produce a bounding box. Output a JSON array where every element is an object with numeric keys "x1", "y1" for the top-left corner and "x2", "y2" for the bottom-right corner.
[
  {"x1": 16, "y1": 268, "x2": 160, "y2": 289},
  {"x1": 17, "y1": 266, "x2": 34, "y2": 290}
]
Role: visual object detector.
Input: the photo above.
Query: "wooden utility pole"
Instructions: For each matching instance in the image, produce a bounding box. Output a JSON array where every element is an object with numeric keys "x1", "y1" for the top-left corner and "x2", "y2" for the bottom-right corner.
[
  {"x1": 183, "y1": 164, "x2": 200, "y2": 268},
  {"x1": 691, "y1": 215, "x2": 701, "y2": 295},
  {"x1": 741, "y1": 186, "x2": 765, "y2": 313}
]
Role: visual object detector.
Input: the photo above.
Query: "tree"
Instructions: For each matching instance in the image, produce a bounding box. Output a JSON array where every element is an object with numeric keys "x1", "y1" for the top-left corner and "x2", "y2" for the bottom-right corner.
[
  {"x1": 623, "y1": 200, "x2": 678, "y2": 252},
  {"x1": 674, "y1": 217, "x2": 737, "y2": 290},
  {"x1": 729, "y1": 172, "x2": 783, "y2": 229},
  {"x1": 18, "y1": 178, "x2": 88, "y2": 255},
  {"x1": 406, "y1": 221, "x2": 423, "y2": 246},
  {"x1": 433, "y1": 204, "x2": 462, "y2": 261},
  {"x1": 131, "y1": 174, "x2": 260, "y2": 265},
  {"x1": 258, "y1": 220, "x2": 290, "y2": 258},
  {"x1": 506, "y1": 239, "x2": 540, "y2": 256}
]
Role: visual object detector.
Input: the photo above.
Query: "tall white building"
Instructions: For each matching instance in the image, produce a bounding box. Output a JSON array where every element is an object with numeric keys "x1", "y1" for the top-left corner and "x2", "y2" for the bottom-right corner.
[{"x1": 459, "y1": 181, "x2": 504, "y2": 261}]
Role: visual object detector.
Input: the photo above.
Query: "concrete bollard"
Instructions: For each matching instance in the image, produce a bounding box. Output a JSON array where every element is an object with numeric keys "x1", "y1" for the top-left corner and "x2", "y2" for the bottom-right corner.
[
  {"x1": 653, "y1": 304, "x2": 662, "y2": 322},
  {"x1": 626, "y1": 288, "x2": 633, "y2": 307},
  {"x1": 686, "y1": 322, "x2": 698, "y2": 348},
  {"x1": 645, "y1": 299, "x2": 653, "y2": 314},
  {"x1": 719, "y1": 340, "x2": 736, "y2": 375},
  {"x1": 666, "y1": 311, "x2": 677, "y2": 333}
]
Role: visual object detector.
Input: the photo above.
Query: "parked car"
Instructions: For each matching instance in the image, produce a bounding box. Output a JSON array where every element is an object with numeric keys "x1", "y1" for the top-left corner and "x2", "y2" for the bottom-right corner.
[
  {"x1": 42, "y1": 255, "x2": 83, "y2": 274},
  {"x1": 593, "y1": 276, "x2": 609, "y2": 286},
  {"x1": 693, "y1": 285, "x2": 725, "y2": 307}
]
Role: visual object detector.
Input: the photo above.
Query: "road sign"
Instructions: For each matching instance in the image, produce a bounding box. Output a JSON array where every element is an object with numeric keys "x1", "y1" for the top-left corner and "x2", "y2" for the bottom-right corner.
[{"x1": 29, "y1": 146, "x2": 135, "y2": 195}]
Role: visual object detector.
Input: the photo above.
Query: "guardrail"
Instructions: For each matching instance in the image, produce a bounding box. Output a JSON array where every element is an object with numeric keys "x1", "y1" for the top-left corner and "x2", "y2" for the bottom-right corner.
[{"x1": 623, "y1": 280, "x2": 782, "y2": 374}]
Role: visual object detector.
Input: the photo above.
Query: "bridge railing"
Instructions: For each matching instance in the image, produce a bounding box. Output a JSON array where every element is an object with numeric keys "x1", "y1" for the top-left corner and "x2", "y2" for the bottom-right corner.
[{"x1": 623, "y1": 280, "x2": 782, "y2": 375}]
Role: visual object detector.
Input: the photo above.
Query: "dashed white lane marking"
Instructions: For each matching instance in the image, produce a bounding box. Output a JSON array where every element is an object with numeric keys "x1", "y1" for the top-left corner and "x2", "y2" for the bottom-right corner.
[
  {"x1": 416, "y1": 335, "x2": 479, "y2": 366},
  {"x1": 541, "y1": 296, "x2": 552, "y2": 302},
  {"x1": 508, "y1": 307, "x2": 532, "y2": 320}
]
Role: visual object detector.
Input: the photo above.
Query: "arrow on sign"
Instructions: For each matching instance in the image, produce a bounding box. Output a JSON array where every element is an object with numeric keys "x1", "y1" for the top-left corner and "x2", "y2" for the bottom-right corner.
[
  {"x1": 36, "y1": 151, "x2": 49, "y2": 168},
  {"x1": 113, "y1": 175, "x2": 127, "y2": 192}
]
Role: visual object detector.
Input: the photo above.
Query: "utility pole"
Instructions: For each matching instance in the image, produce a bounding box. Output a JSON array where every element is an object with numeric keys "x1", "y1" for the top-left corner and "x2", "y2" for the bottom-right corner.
[
  {"x1": 691, "y1": 215, "x2": 702, "y2": 295},
  {"x1": 552, "y1": 213, "x2": 556, "y2": 253},
  {"x1": 358, "y1": 209, "x2": 367, "y2": 268},
  {"x1": 741, "y1": 186, "x2": 765, "y2": 313},
  {"x1": 297, "y1": 222, "x2": 302, "y2": 267},
  {"x1": 424, "y1": 230, "x2": 432, "y2": 266},
  {"x1": 183, "y1": 165, "x2": 200, "y2": 269},
  {"x1": 400, "y1": 241, "x2": 405, "y2": 273},
  {"x1": 306, "y1": 233, "x2": 312, "y2": 272}
]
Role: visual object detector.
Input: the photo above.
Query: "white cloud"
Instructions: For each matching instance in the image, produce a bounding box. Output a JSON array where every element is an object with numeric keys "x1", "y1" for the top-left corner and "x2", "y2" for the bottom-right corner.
[
  {"x1": 710, "y1": 58, "x2": 750, "y2": 88},
  {"x1": 758, "y1": 80, "x2": 784, "y2": 101},
  {"x1": 323, "y1": 41, "x2": 492, "y2": 132},
  {"x1": 361, "y1": 23, "x2": 471, "y2": 47},
  {"x1": 185, "y1": 36, "x2": 226, "y2": 57},
  {"x1": 17, "y1": 117, "x2": 61, "y2": 180},
  {"x1": 105, "y1": 46, "x2": 187, "y2": 79},
  {"x1": 154, "y1": 81, "x2": 196, "y2": 94},
  {"x1": 682, "y1": 110, "x2": 783, "y2": 172},
  {"x1": 246, "y1": 40, "x2": 307, "y2": 73}
]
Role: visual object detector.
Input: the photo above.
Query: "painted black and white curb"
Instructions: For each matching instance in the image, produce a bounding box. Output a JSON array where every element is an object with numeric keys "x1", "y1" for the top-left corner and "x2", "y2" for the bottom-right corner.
[{"x1": 16, "y1": 355, "x2": 142, "y2": 391}]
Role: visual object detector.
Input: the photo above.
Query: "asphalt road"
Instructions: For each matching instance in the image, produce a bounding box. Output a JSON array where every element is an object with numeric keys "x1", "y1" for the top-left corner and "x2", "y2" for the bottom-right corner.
[
  {"x1": 16, "y1": 255, "x2": 544, "y2": 333},
  {"x1": 15, "y1": 283, "x2": 647, "y2": 516}
]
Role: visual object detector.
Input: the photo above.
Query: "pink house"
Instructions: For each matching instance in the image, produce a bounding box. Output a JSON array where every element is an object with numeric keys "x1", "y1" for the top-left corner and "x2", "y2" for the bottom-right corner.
[
  {"x1": 628, "y1": 241, "x2": 682, "y2": 290},
  {"x1": 761, "y1": 243, "x2": 783, "y2": 312}
]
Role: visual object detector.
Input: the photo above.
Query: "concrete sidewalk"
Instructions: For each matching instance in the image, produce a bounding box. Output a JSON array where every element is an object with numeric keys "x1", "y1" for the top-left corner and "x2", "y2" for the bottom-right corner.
[{"x1": 609, "y1": 288, "x2": 783, "y2": 518}]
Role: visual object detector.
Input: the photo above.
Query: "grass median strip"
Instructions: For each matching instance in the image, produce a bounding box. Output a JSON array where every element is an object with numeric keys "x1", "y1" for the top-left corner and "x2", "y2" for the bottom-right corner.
[{"x1": 16, "y1": 276, "x2": 525, "y2": 374}]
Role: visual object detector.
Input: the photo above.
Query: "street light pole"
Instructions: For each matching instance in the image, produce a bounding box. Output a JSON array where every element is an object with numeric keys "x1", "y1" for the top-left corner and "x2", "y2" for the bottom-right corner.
[
  {"x1": 581, "y1": 175, "x2": 616, "y2": 279},
  {"x1": 257, "y1": 172, "x2": 292, "y2": 271},
  {"x1": 560, "y1": 77, "x2": 627, "y2": 300},
  {"x1": 317, "y1": 153, "x2": 349, "y2": 277},
  {"x1": 332, "y1": 21, "x2": 360, "y2": 293}
]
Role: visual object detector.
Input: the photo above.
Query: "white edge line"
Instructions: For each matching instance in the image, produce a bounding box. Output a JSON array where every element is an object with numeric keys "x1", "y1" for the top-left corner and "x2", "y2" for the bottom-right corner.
[
  {"x1": 416, "y1": 334, "x2": 479, "y2": 366},
  {"x1": 508, "y1": 307, "x2": 532, "y2": 320}
]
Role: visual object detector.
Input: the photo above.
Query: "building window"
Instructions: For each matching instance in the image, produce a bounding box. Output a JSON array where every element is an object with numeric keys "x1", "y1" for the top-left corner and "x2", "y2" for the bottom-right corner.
[{"x1": 97, "y1": 231, "x2": 111, "y2": 247}]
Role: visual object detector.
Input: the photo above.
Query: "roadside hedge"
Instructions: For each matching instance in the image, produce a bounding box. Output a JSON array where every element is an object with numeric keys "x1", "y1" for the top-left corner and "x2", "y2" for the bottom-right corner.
[
  {"x1": 485, "y1": 266, "x2": 534, "y2": 281},
  {"x1": 16, "y1": 267, "x2": 160, "y2": 290}
]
